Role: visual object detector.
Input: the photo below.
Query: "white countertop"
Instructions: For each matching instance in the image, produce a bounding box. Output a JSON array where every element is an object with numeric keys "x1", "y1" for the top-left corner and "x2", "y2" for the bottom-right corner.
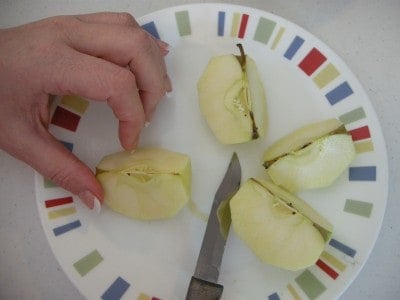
[{"x1": 1, "y1": 0, "x2": 399, "y2": 299}]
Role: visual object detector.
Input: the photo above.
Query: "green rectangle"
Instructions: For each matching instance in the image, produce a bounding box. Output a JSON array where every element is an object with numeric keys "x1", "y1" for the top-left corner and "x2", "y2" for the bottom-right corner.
[
  {"x1": 253, "y1": 17, "x2": 276, "y2": 44},
  {"x1": 44, "y1": 177, "x2": 57, "y2": 188},
  {"x1": 344, "y1": 199, "x2": 373, "y2": 217},
  {"x1": 295, "y1": 270, "x2": 326, "y2": 300},
  {"x1": 175, "y1": 11, "x2": 191, "y2": 36},
  {"x1": 339, "y1": 107, "x2": 366, "y2": 124},
  {"x1": 73, "y1": 250, "x2": 103, "y2": 276}
]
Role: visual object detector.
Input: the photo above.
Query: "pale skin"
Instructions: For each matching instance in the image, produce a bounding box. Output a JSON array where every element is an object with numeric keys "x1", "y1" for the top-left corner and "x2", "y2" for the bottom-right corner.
[{"x1": 0, "y1": 12, "x2": 172, "y2": 210}]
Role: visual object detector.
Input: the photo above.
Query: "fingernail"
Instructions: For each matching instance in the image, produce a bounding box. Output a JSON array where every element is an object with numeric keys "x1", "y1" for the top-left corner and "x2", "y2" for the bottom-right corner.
[
  {"x1": 165, "y1": 75, "x2": 172, "y2": 92},
  {"x1": 157, "y1": 39, "x2": 171, "y2": 54},
  {"x1": 144, "y1": 121, "x2": 150, "y2": 128},
  {"x1": 79, "y1": 190, "x2": 102, "y2": 213},
  {"x1": 165, "y1": 91, "x2": 174, "y2": 99},
  {"x1": 92, "y1": 198, "x2": 101, "y2": 214}
]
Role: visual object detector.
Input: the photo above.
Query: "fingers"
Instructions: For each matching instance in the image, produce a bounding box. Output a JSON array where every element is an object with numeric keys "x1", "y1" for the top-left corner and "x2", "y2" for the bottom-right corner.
[
  {"x1": 75, "y1": 12, "x2": 140, "y2": 27},
  {"x1": 0, "y1": 117, "x2": 103, "y2": 210},
  {"x1": 64, "y1": 18, "x2": 171, "y2": 121},
  {"x1": 45, "y1": 48, "x2": 145, "y2": 150},
  {"x1": 75, "y1": 12, "x2": 170, "y2": 55}
]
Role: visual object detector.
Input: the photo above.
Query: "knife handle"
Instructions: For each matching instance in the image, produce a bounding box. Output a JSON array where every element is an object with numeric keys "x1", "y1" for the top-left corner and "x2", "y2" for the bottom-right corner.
[{"x1": 186, "y1": 276, "x2": 223, "y2": 300}]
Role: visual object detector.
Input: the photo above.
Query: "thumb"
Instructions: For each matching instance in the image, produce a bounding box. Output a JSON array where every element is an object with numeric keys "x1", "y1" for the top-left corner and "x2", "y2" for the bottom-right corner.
[{"x1": 6, "y1": 123, "x2": 103, "y2": 210}]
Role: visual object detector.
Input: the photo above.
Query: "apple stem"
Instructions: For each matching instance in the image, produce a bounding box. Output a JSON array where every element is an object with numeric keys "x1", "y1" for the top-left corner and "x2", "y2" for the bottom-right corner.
[{"x1": 236, "y1": 43, "x2": 246, "y2": 69}]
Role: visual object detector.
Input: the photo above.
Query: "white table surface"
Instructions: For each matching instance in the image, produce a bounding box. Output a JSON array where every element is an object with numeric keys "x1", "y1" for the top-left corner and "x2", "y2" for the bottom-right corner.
[{"x1": 0, "y1": 0, "x2": 399, "y2": 299}]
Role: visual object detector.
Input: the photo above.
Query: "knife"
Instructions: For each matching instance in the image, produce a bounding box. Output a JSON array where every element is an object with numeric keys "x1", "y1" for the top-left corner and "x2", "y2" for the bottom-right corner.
[{"x1": 186, "y1": 152, "x2": 241, "y2": 300}]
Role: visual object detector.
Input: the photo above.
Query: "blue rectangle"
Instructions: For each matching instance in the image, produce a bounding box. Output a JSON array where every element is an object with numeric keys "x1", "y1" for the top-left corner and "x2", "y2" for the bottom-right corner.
[
  {"x1": 101, "y1": 277, "x2": 130, "y2": 300},
  {"x1": 268, "y1": 292, "x2": 280, "y2": 300},
  {"x1": 60, "y1": 140, "x2": 73, "y2": 152},
  {"x1": 53, "y1": 220, "x2": 81, "y2": 236},
  {"x1": 349, "y1": 166, "x2": 377, "y2": 181},
  {"x1": 326, "y1": 81, "x2": 354, "y2": 105},
  {"x1": 141, "y1": 21, "x2": 160, "y2": 39},
  {"x1": 329, "y1": 238, "x2": 356, "y2": 257},
  {"x1": 218, "y1": 11, "x2": 225, "y2": 36},
  {"x1": 284, "y1": 36, "x2": 304, "y2": 60}
]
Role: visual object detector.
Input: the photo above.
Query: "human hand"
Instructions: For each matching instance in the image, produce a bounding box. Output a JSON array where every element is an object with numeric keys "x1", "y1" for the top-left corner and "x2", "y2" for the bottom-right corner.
[{"x1": 0, "y1": 12, "x2": 172, "y2": 210}]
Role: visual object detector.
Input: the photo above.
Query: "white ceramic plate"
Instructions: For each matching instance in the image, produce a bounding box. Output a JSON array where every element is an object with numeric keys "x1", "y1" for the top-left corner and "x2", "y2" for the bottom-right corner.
[{"x1": 35, "y1": 4, "x2": 388, "y2": 300}]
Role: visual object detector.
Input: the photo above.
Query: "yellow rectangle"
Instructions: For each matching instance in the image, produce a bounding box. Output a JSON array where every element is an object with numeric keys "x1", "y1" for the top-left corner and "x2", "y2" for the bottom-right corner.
[
  {"x1": 287, "y1": 283, "x2": 301, "y2": 300},
  {"x1": 48, "y1": 207, "x2": 76, "y2": 220},
  {"x1": 61, "y1": 95, "x2": 89, "y2": 115},
  {"x1": 230, "y1": 13, "x2": 241, "y2": 37},
  {"x1": 355, "y1": 140, "x2": 374, "y2": 153},
  {"x1": 271, "y1": 27, "x2": 285, "y2": 50},
  {"x1": 313, "y1": 63, "x2": 340, "y2": 89},
  {"x1": 321, "y1": 251, "x2": 346, "y2": 272},
  {"x1": 137, "y1": 294, "x2": 150, "y2": 300}
]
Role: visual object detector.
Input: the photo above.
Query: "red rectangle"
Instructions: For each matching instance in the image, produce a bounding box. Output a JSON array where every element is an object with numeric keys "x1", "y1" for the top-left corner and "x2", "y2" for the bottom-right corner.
[
  {"x1": 45, "y1": 196, "x2": 73, "y2": 208},
  {"x1": 316, "y1": 259, "x2": 339, "y2": 279},
  {"x1": 51, "y1": 106, "x2": 81, "y2": 132},
  {"x1": 349, "y1": 125, "x2": 371, "y2": 141},
  {"x1": 238, "y1": 14, "x2": 249, "y2": 38},
  {"x1": 299, "y1": 47, "x2": 327, "y2": 76}
]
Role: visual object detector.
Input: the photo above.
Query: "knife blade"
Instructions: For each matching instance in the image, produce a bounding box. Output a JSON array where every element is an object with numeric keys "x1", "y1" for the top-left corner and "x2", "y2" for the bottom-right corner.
[{"x1": 186, "y1": 152, "x2": 241, "y2": 300}]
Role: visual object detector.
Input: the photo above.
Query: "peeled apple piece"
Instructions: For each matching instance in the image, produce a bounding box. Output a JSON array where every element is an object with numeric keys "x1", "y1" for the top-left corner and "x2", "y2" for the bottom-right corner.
[
  {"x1": 263, "y1": 119, "x2": 356, "y2": 192},
  {"x1": 197, "y1": 44, "x2": 267, "y2": 144},
  {"x1": 96, "y1": 148, "x2": 191, "y2": 220},
  {"x1": 230, "y1": 178, "x2": 333, "y2": 271}
]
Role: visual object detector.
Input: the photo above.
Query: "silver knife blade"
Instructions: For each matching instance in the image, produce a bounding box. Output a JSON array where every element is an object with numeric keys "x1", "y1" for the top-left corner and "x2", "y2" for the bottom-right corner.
[{"x1": 191, "y1": 152, "x2": 241, "y2": 283}]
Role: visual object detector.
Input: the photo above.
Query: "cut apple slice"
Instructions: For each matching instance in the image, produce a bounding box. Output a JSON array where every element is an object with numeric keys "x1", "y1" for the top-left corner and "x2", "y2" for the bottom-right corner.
[
  {"x1": 198, "y1": 44, "x2": 267, "y2": 144},
  {"x1": 96, "y1": 148, "x2": 191, "y2": 220},
  {"x1": 263, "y1": 119, "x2": 355, "y2": 191},
  {"x1": 230, "y1": 178, "x2": 333, "y2": 271}
]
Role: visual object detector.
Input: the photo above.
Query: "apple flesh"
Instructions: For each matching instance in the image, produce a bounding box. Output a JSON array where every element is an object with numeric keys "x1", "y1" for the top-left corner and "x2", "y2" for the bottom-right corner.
[
  {"x1": 96, "y1": 148, "x2": 191, "y2": 220},
  {"x1": 230, "y1": 178, "x2": 333, "y2": 271},
  {"x1": 197, "y1": 44, "x2": 267, "y2": 144},
  {"x1": 263, "y1": 119, "x2": 356, "y2": 192}
]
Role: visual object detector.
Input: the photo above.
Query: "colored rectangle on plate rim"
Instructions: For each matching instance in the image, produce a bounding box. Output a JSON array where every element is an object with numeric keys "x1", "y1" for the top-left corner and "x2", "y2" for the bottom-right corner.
[
  {"x1": 295, "y1": 269, "x2": 327, "y2": 300},
  {"x1": 339, "y1": 107, "x2": 366, "y2": 124},
  {"x1": 217, "y1": 11, "x2": 225, "y2": 36},
  {"x1": 354, "y1": 140, "x2": 374, "y2": 153},
  {"x1": 271, "y1": 27, "x2": 285, "y2": 50},
  {"x1": 60, "y1": 95, "x2": 89, "y2": 115},
  {"x1": 329, "y1": 238, "x2": 357, "y2": 257},
  {"x1": 253, "y1": 16, "x2": 276, "y2": 44},
  {"x1": 141, "y1": 21, "x2": 160, "y2": 39},
  {"x1": 313, "y1": 63, "x2": 340, "y2": 88},
  {"x1": 175, "y1": 10, "x2": 191, "y2": 36},
  {"x1": 284, "y1": 36, "x2": 304, "y2": 60},
  {"x1": 349, "y1": 166, "x2": 377, "y2": 181},
  {"x1": 325, "y1": 81, "x2": 354, "y2": 105},
  {"x1": 50, "y1": 106, "x2": 81, "y2": 132},
  {"x1": 238, "y1": 14, "x2": 249, "y2": 38},
  {"x1": 101, "y1": 276, "x2": 130, "y2": 300},
  {"x1": 53, "y1": 220, "x2": 81, "y2": 236},
  {"x1": 73, "y1": 249, "x2": 104, "y2": 277},
  {"x1": 316, "y1": 259, "x2": 339, "y2": 279},
  {"x1": 298, "y1": 47, "x2": 327, "y2": 76},
  {"x1": 48, "y1": 207, "x2": 77, "y2": 220},
  {"x1": 344, "y1": 199, "x2": 373, "y2": 217},
  {"x1": 349, "y1": 125, "x2": 371, "y2": 141},
  {"x1": 45, "y1": 196, "x2": 73, "y2": 208},
  {"x1": 320, "y1": 251, "x2": 347, "y2": 272}
]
